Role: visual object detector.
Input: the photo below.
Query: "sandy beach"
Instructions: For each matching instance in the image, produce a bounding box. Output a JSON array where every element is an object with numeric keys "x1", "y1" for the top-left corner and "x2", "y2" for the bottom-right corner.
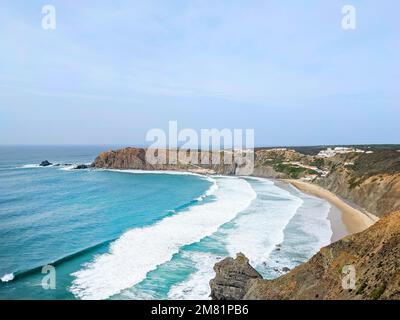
[{"x1": 285, "y1": 179, "x2": 379, "y2": 242}]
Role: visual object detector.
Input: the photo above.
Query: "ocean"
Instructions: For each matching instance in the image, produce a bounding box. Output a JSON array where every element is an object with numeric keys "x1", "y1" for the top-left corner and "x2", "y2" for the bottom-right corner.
[{"x1": 0, "y1": 146, "x2": 332, "y2": 299}]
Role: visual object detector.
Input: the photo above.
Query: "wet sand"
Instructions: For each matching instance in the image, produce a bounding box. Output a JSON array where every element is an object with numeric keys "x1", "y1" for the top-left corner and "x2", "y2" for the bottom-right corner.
[{"x1": 286, "y1": 179, "x2": 378, "y2": 242}]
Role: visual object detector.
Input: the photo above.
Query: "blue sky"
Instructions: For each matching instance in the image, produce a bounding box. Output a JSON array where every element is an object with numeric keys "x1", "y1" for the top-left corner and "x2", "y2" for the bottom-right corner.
[{"x1": 0, "y1": 0, "x2": 399, "y2": 146}]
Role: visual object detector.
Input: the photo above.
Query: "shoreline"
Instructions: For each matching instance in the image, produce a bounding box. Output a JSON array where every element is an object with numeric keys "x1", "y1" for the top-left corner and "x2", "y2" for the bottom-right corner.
[
  {"x1": 81, "y1": 167, "x2": 379, "y2": 242},
  {"x1": 285, "y1": 179, "x2": 378, "y2": 241},
  {"x1": 96, "y1": 169, "x2": 378, "y2": 241}
]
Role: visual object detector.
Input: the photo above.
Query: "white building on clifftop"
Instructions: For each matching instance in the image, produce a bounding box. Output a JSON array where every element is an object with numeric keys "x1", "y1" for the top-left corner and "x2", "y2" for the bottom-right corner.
[{"x1": 317, "y1": 147, "x2": 369, "y2": 158}]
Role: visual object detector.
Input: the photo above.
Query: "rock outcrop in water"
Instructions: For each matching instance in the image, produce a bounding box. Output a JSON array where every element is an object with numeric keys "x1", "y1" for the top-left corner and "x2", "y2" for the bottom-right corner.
[
  {"x1": 39, "y1": 160, "x2": 52, "y2": 167},
  {"x1": 211, "y1": 211, "x2": 400, "y2": 300},
  {"x1": 38, "y1": 161, "x2": 91, "y2": 170},
  {"x1": 74, "y1": 164, "x2": 92, "y2": 169},
  {"x1": 209, "y1": 253, "x2": 262, "y2": 300}
]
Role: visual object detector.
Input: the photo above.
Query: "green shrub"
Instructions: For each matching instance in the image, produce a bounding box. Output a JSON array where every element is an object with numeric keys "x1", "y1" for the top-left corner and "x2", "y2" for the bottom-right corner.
[
  {"x1": 273, "y1": 163, "x2": 317, "y2": 179},
  {"x1": 370, "y1": 283, "x2": 386, "y2": 300},
  {"x1": 310, "y1": 158, "x2": 325, "y2": 168}
]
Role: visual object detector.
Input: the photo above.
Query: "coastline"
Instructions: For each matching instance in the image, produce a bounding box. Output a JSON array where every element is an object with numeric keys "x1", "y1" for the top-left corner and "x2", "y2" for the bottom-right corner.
[
  {"x1": 285, "y1": 179, "x2": 378, "y2": 241},
  {"x1": 95, "y1": 168, "x2": 377, "y2": 242}
]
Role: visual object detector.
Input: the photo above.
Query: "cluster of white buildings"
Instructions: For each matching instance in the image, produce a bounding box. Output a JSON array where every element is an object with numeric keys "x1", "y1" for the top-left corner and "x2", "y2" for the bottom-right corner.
[{"x1": 317, "y1": 147, "x2": 373, "y2": 158}]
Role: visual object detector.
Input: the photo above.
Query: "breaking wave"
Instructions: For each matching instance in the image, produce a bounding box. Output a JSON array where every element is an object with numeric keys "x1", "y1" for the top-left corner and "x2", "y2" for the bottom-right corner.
[{"x1": 70, "y1": 176, "x2": 256, "y2": 300}]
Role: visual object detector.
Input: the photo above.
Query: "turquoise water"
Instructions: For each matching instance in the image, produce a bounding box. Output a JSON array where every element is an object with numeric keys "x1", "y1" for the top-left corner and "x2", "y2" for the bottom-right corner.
[
  {"x1": 0, "y1": 146, "x2": 332, "y2": 300},
  {"x1": 0, "y1": 146, "x2": 212, "y2": 299}
]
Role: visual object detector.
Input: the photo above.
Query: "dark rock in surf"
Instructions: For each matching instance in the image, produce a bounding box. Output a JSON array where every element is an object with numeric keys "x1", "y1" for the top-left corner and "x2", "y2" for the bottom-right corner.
[
  {"x1": 74, "y1": 164, "x2": 90, "y2": 170},
  {"x1": 39, "y1": 160, "x2": 52, "y2": 167}
]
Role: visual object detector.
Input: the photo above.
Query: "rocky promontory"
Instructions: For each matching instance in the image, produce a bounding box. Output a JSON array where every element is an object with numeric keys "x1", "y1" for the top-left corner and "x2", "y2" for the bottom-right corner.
[
  {"x1": 209, "y1": 253, "x2": 262, "y2": 300},
  {"x1": 92, "y1": 147, "x2": 246, "y2": 175},
  {"x1": 210, "y1": 211, "x2": 400, "y2": 300}
]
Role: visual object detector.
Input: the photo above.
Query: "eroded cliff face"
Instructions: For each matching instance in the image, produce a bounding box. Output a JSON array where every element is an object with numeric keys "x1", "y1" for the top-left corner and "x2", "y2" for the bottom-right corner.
[
  {"x1": 209, "y1": 253, "x2": 262, "y2": 300},
  {"x1": 316, "y1": 151, "x2": 400, "y2": 217},
  {"x1": 210, "y1": 211, "x2": 400, "y2": 300},
  {"x1": 317, "y1": 171, "x2": 400, "y2": 217},
  {"x1": 92, "y1": 147, "x2": 300, "y2": 178},
  {"x1": 92, "y1": 148, "x2": 237, "y2": 174}
]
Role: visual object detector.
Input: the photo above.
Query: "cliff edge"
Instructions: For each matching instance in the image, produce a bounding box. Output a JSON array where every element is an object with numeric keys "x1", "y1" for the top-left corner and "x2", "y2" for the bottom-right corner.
[
  {"x1": 92, "y1": 147, "x2": 239, "y2": 175},
  {"x1": 210, "y1": 211, "x2": 400, "y2": 300}
]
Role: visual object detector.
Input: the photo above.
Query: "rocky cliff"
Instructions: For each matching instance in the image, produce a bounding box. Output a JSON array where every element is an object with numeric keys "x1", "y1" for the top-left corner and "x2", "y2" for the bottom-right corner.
[
  {"x1": 92, "y1": 147, "x2": 303, "y2": 178},
  {"x1": 255, "y1": 148, "x2": 400, "y2": 217},
  {"x1": 316, "y1": 151, "x2": 400, "y2": 217},
  {"x1": 210, "y1": 211, "x2": 400, "y2": 300},
  {"x1": 92, "y1": 147, "x2": 241, "y2": 175},
  {"x1": 209, "y1": 253, "x2": 262, "y2": 300}
]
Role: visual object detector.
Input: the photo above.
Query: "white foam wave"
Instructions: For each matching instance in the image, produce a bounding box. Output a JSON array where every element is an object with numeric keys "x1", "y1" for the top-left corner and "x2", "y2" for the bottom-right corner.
[
  {"x1": 167, "y1": 178, "x2": 334, "y2": 298},
  {"x1": 18, "y1": 164, "x2": 40, "y2": 169},
  {"x1": 242, "y1": 176, "x2": 274, "y2": 183},
  {"x1": 1, "y1": 273, "x2": 14, "y2": 282},
  {"x1": 58, "y1": 162, "x2": 93, "y2": 171},
  {"x1": 105, "y1": 169, "x2": 218, "y2": 202},
  {"x1": 296, "y1": 194, "x2": 332, "y2": 250},
  {"x1": 58, "y1": 164, "x2": 77, "y2": 171},
  {"x1": 223, "y1": 178, "x2": 303, "y2": 268},
  {"x1": 166, "y1": 179, "x2": 304, "y2": 296},
  {"x1": 70, "y1": 176, "x2": 256, "y2": 300},
  {"x1": 283, "y1": 182, "x2": 332, "y2": 248},
  {"x1": 196, "y1": 178, "x2": 218, "y2": 201},
  {"x1": 168, "y1": 252, "x2": 222, "y2": 300},
  {"x1": 104, "y1": 169, "x2": 211, "y2": 177},
  {"x1": 18, "y1": 163, "x2": 86, "y2": 170}
]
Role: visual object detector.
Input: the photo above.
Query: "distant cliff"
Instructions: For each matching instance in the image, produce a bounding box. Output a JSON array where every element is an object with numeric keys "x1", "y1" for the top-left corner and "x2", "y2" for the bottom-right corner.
[
  {"x1": 92, "y1": 147, "x2": 236, "y2": 174},
  {"x1": 92, "y1": 147, "x2": 309, "y2": 178},
  {"x1": 92, "y1": 147, "x2": 285, "y2": 176},
  {"x1": 210, "y1": 211, "x2": 400, "y2": 300}
]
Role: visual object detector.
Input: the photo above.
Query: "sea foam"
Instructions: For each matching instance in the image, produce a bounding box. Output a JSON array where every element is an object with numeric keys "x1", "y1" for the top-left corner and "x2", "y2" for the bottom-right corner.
[
  {"x1": 70, "y1": 176, "x2": 256, "y2": 300},
  {"x1": 165, "y1": 178, "x2": 304, "y2": 299},
  {"x1": 222, "y1": 178, "x2": 303, "y2": 268},
  {"x1": 1, "y1": 273, "x2": 14, "y2": 282},
  {"x1": 104, "y1": 169, "x2": 211, "y2": 177},
  {"x1": 18, "y1": 164, "x2": 40, "y2": 169},
  {"x1": 168, "y1": 251, "x2": 222, "y2": 300}
]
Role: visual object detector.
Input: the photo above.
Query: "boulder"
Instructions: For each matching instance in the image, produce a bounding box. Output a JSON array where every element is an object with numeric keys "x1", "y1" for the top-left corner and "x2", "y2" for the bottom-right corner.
[
  {"x1": 39, "y1": 160, "x2": 52, "y2": 167},
  {"x1": 74, "y1": 164, "x2": 90, "y2": 170},
  {"x1": 210, "y1": 253, "x2": 262, "y2": 300}
]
